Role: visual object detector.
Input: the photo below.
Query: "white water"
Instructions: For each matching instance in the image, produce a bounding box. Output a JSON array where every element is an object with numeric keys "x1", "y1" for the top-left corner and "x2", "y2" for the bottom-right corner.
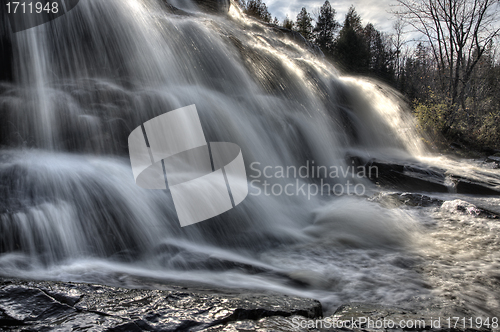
[{"x1": 0, "y1": 0, "x2": 499, "y2": 316}]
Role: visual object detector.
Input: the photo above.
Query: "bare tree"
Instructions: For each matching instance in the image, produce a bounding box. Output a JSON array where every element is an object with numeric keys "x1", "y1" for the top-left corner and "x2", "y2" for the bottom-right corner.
[
  {"x1": 395, "y1": 0, "x2": 500, "y2": 128},
  {"x1": 391, "y1": 15, "x2": 408, "y2": 82}
]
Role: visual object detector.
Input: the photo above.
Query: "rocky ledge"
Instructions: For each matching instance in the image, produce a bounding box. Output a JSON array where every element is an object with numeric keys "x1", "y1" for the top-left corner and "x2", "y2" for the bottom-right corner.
[
  {"x1": 0, "y1": 278, "x2": 321, "y2": 331},
  {"x1": 1, "y1": 278, "x2": 495, "y2": 331},
  {"x1": 347, "y1": 155, "x2": 500, "y2": 195}
]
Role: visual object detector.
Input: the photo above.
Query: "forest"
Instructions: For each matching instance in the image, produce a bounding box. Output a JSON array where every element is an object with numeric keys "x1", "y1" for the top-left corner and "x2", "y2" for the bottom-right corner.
[{"x1": 240, "y1": 0, "x2": 500, "y2": 152}]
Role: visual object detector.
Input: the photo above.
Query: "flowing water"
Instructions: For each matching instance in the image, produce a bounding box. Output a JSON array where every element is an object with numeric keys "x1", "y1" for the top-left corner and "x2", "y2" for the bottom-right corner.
[{"x1": 0, "y1": 0, "x2": 499, "y2": 317}]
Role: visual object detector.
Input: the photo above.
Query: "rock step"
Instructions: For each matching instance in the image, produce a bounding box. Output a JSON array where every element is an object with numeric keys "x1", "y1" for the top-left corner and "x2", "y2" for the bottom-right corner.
[
  {"x1": 352, "y1": 157, "x2": 500, "y2": 196},
  {"x1": 0, "y1": 278, "x2": 322, "y2": 331}
]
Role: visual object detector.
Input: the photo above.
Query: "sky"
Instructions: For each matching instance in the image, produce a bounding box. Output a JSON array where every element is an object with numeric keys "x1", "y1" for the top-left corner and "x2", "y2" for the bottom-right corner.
[{"x1": 265, "y1": 0, "x2": 398, "y2": 34}]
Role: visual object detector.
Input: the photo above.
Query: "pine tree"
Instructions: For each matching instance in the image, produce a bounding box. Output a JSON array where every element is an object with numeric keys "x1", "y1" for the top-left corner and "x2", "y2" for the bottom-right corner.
[
  {"x1": 295, "y1": 7, "x2": 313, "y2": 41},
  {"x1": 245, "y1": 0, "x2": 272, "y2": 23},
  {"x1": 343, "y1": 5, "x2": 363, "y2": 33},
  {"x1": 364, "y1": 23, "x2": 394, "y2": 81},
  {"x1": 283, "y1": 15, "x2": 294, "y2": 30},
  {"x1": 333, "y1": 6, "x2": 369, "y2": 73},
  {"x1": 313, "y1": 1, "x2": 338, "y2": 56}
]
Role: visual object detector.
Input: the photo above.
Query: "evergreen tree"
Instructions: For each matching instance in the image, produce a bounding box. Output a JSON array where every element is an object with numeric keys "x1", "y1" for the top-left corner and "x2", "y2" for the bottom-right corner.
[
  {"x1": 283, "y1": 15, "x2": 294, "y2": 30},
  {"x1": 343, "y1": 5, "x2": 363, "y2": 33},
  {"x1": 245, "y1": 0, "x2": 272, "y2": 22},
  {"x1": 295, "y1": 7, "x2": 313, "y2": 41},
  {"x1": 364, "y1": 23, "x2": 394, "y2": 81},
  {"x1": 313, "y1": 1, "x2": 338, "y2": 56},
  {"x1": 333, "y1": 6, "x2": 369, "y2": 73}
]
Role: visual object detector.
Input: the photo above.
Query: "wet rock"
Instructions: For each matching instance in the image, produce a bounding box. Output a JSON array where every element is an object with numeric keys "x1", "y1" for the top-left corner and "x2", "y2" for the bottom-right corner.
[
  {"x1": 330, "y1": 303, "x2": 490, "y2": 332},
  {"x1": 352, "y1": 157, "x2": 500, "y2": 196},
  {"x1": 451, "y1": 175, "x2": 500, "y2": 195},
  {"x1": 0, "y1": 278, "x2": 322, "y2": 331},
  {"x1": 370, "y1": 192, "x2": 444, "y2": 208},
  {"x1": 192, "y1": 0, "x2": 231, "y2": 14},
  {"x1": 480, "y1": 156, "x2": 500, "y2": 169},
  {"x1": 370, "y1": 192, "x2": 499, "y2": 219},
  {"x1": 203, "y1": 315, "x2": 314, "y2": 331},
  {"x1": 441, "y1": 199, "x2": 499, "y2": 219},
  {"x1": 487, "y1": 156, "x2": 500, "y2": 163},
  {"x1": 364, "y1": 160, "x2": 449, "y2": 193},
  {"x1": 159, "y1": 1, "x2": 192, "y2": 16},
  {"x1": 0, "y1": 5, "x2": 13, "y2": 82}
]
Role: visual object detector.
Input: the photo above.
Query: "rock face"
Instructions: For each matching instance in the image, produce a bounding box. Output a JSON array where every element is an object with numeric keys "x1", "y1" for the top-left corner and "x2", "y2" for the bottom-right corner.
[
  {"x1": 160, "y1": 0, "x2": 230, "y2": 15},
  {"x1": 0, "y1": 4, "x2": 13, "y2": 82},
  {"x1": 348, "y1": 156, "x2": 500, "y2": 195},
  {"x1": 192, "y1": 0, "x2": 231, "y2": 14},
  {"x1": 0, "y1": 278, "x2": 322, "y2": 331},
  {"x1": 364, "y1": 160, "x2": 450, "y2": 193}
]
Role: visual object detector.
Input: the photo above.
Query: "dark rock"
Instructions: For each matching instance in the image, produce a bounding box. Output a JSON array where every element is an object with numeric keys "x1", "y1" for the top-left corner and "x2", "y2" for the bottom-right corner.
[
  {"x1": 0, "y1": 278, "x2": 322, "y2": 331},
  {"x1": 483, "y1": 156, "x2": 500, "y2": 169},
  {"x1": 192, "y1": 0, "x2": 231, "y2": 14},
  {"x1": 159, "y1": 1, "x2": 192, "y2": 16},
  {"x1": 330, "y1": 303, "x2": 490, "y2": 332},
  {"x1": 350, "y1": 156, "x2": 500, "y2": 196},
  {"x1": 441, "y1": 199, "x2": 499, "y2": 219},
  {"x1": 454, "y1": 178, "x2": 500, "y2": 195},
  {"x1": 370, "y1": 192, "x2": 444, "y2": 208},
  {"x1": 202, "y1": 315, "x2": 314, "y2": 331},
  {"x1": 370, "y1": 192, "x2": 499, "y2": 218},
  {"x1": 450, "y1": 142, "x2": 466, "y2": 150},
  {"x1": 0, "y1": 4, "x2": 13, "y2": 82},
  {"x1": 364, "y1": 160, "x2": 449, "y2": 193},
  {"x1": 160, "y1": 0, "x2": 230, "y2": 15}
]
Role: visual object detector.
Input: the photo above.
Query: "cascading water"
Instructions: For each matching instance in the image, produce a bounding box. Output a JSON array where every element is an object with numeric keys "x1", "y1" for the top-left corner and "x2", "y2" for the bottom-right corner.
[{"x1": 1, "y1": 0, "x2": 499, "y2": 316}]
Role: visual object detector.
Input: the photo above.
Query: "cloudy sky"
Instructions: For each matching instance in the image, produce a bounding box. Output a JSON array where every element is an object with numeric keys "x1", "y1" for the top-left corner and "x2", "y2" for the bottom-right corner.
[{"x1": 266, "y1": 0, "x2": 398, "y2": 33}]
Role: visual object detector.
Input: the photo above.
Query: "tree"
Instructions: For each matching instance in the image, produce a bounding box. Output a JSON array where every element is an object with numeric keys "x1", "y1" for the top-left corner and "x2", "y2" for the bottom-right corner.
[
  {"x1": 295, "y1": 7, "x2": 314, "y2": 41},
  {"x1": 364, "y1": 23, "x2": 394, "y2": 81},
  {"x1": 245, "y1": 0, "x2": 272, "y2": 22},
  {"x1": 395, "y1": 0, "x2": 500, "y2": 130},
  {"x1": 333, "y1": 6, "x2": 369, "y2": 73},
  {"x1": 313, "y1": 1, "x2": 339, "y2": 56},
  {"x1": 282, "y1": 15, "x2": 294, "y2": 30},
  {"x1": 402, "y1": 42, "x2": 435, "y2": 102},
  {"x1": 391, "y1": 15, "x2": 408, "y2": 85},
  {"x1": 343, "y1": 5, "x2": 363, "y2": 33}
]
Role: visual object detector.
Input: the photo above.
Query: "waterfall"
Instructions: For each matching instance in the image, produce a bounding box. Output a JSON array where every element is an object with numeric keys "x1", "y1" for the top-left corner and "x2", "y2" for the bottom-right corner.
[{"x1": 1, "y1": 0, "x2": 441, "y2": 311}]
